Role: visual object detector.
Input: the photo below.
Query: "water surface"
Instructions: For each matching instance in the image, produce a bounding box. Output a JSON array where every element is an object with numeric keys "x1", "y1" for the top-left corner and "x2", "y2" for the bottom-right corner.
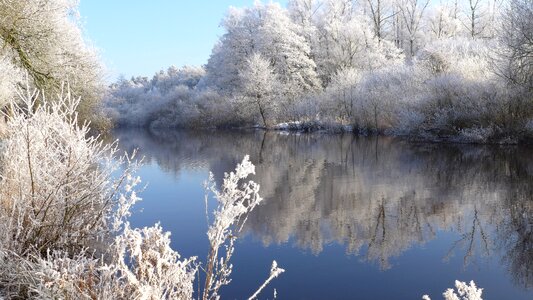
[{"x1": 113, "y1": 128, "x2": 533, "y2": 300}]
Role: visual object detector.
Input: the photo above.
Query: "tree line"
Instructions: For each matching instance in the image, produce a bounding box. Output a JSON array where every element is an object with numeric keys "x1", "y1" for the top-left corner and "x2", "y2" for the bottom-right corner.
[{"x1": 104, "y1": 0, "x2": 532, "y2": 143}]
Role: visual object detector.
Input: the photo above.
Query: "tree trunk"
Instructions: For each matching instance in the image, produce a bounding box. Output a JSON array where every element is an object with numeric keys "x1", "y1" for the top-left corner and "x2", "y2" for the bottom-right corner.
[{"x1": 257, "y1": 95, "x2": 267, "y2": 127}]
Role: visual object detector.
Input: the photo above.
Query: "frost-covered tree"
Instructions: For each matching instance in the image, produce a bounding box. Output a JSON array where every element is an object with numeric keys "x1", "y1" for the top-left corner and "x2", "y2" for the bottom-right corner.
[
  {"x1": 498, "y1": 0, "x2": 533, "y2": 90},
  {"x1": 312, "y1": 0, "x2": 403, "y2": 84},
  {"x1": 398, "y1": 0, "x2": 430, "y2": 57},
  {"x1": 258, "y1": 2, "x2": 321, "y2": 95},
  {"x1": 324, "y1": 68, "x2": 361, "y2": 122},
  {"x1": 240, "y1": 53, "x2": 280, "y2": 127},
  {"x1": 152, "y1": 65, "x2": 206, "y2": 92},
  {"x1": 0, "y1": 0, "x2": 104, "y2": 123},
  {"x1": 0, "y1": 55, "x2": 21, "y2": 107},
  {"x1": 314, "y1": 1, "x2": 370, "y2": 82},
  {"x1": 364, "y1": 0, "x2": 396, "y2": 41},
  {"x1": 461, "y1": 0, "x2": 500, "y2": 39},
  {"x1": 465, "y1": 0, "x2": 484, "y2": 38},
  {"x1": 287, "y1": 0, "x2": 321, "y2": 50},
  {"x1": 204, "y1": 1, "x2": 320, "y2": 97},
  {"x1": 426, "y1": 2, "x2": 463, "y2": 40},
  {"x1": 104, "y1": 65, "x2": 209, "y2": 128}
]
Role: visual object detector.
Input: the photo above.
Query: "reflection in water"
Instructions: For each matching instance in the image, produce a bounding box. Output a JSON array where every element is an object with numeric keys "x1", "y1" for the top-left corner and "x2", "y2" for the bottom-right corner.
[{"x1": 113, "y1": 128, "x2": 533, "y2": 291}]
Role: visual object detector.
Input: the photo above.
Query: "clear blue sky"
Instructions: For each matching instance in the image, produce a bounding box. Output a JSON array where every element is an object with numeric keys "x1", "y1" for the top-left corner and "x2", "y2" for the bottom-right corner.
[{"x1": 79, "y1": 0, "x2": 287, "y2": 82}]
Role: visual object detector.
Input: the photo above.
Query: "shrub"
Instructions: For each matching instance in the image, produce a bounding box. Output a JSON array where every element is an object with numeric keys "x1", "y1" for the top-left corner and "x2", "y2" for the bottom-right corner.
[
  {"x1": 423, "y1": 280, "x2": 483, "y2": 300},
  {"x1": 0, "y1": 85, "x2": 139, "y2": 257},
  {"x1": 0, "y1": 87, "x2": 283, "y2": 298}
]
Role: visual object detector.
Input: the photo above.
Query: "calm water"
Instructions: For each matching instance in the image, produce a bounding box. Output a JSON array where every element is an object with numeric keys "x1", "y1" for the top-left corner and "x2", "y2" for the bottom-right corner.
[{"x1": 113, "y1": 128, "x2": 533, "y2": 300}]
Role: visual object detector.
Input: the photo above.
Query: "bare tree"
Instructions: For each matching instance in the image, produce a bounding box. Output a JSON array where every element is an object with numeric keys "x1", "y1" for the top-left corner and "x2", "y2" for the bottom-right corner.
[
  {"x1": 392, "y1": 3, "x2": 404, "y2": 48},
  {"x1": 464, "y1": 0, "x2": 487, "y2": 38},
  {"x1": 498, "y1": 0, "x2": 533, "y2": 90},
  {"x1": 399, "y1": 0, "x2": 430, "y2": 57},
  {"x1": 426, "y1": 1, "x2": 462, "y2": 41},
  {"x1": 366, "y1": 0, "x2": 397, "y2": 42}
]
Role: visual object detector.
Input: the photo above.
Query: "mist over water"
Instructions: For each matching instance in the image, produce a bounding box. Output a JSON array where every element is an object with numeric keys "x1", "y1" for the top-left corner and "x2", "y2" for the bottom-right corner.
[{"x1": 113, "y1": 128, "x2": 533, "y2": 300}]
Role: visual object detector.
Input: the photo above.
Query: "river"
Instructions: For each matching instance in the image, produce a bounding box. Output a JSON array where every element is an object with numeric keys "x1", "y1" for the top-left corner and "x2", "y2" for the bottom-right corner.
[{"x1": 112, "y1": 128, "x2": 533, "y2": 299}]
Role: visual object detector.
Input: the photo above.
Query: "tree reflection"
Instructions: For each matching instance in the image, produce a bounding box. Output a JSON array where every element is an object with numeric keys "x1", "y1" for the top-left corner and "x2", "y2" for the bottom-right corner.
[
  {"x1": 496, "y1": 190, "x2": 533, "y2": 288},
  {"x1": 445, "y1": 207, "x2": 491, "y2": 267},
  {"x1": 113, "y1": 128, "x2": 533, "y2": 289}
]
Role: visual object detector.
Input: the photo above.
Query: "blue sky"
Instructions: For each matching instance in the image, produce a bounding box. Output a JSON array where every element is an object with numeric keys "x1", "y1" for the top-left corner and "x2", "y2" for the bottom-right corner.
[{"x1": 79, "y1": 0, "x2": 287, "y2": 81}]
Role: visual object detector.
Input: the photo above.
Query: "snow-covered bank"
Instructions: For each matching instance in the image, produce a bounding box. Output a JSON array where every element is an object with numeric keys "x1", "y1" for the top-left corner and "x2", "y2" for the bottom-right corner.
[
  {"x1": 272, "y1": 121, "x2": 354, "y2": 133},
  {"x1": 185, "y1": 121, "x2": 533, "y2": 145}
]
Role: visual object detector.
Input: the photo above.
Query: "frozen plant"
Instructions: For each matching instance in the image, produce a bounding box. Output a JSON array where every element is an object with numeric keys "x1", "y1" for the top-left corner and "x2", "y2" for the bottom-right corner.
[
  {"x1": 0, "y1": 80, "x2": 283, "y2": 298},
  {"x1": 239, "y1": 53, "x2": 280, "y2": 127},
  {"x1": 248, "y1": 261, "x2": 285, "y2": 300},
  {"x1": 458, "y1": 127, "x2": 494, "y2": 143},
  {"x1": 0, "y1": 224, "x2": 197, "y2": 299},
  {"x1": 423, "y1": 280, "x2": 483, "y2": 300},
  {"x1": 106, "y1": 223, "x2": 198, "y2": 299},
  {"x1": 0, "y1": 83, "x2": 140, "y2": 257},
  {"x1": 442, "y1": 281, "x2": 483, "y2": 300},
  {"x1": 0, "y1": 82, "x2": 142, "y2": 298},
  {"x1": 202, "y1": 155, "x2": 284, "y2": 300},
  {"x1": 0, "y1": 0, "x2": 105, "y2": 125}
]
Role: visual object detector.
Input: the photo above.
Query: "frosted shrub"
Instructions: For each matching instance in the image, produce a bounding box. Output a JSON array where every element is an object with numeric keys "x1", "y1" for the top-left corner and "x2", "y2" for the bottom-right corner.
[
  {"x1": 408, "y1": 75, "x2": 488, "y2": 133},
  {"x1": 107, "y1": 223, "x2": 198, "y2": 299},
  {"x1": 202, "y1": 155, "x2": 284, "y2": 300},
  {"x1": 104, "y1": 66, "x2": 207, "y2": 128},
  {"x1": 5, "y1": 250, "x2": 103, "y2": 299},
  {"x1": 458, "y1": 127, "x2": 494, "y2": 143},
  {"x1": 194, "y1": 90, "x2": 238, "y2": 127},
  {"x1": 0, "y1": 85, "x2": 142, "y2": 298},
  {"x1": 0, "y1": 89, "x2": 282, "y2": 298},
  {"x1": 443, "y1": 281, "x2": 483, "y2": 300},
  {"x1": 525, "y1": 119, "x2": 533, "y2": 133},
  {"x1": 0, "y1": 224, "x2": 197, "y2": 299},
  {"x1": 146, "y1": 86, "x2": 197, "y2": 128},
  {"x1": 394, "y1": 108, "x2": 426, "y2": 135},
  {"x1": 423, "y1": 280, "x2": 483, "y2": 300},
  {"x1": 355, "y1": 65, "x2": 418, "y2": 132},
  {"x1": 28, "y1": 156, "x2": 280, "y2": 300},
  {"x1": 324, "y1": 68, "x2": 361, "y2": 123},
  {"x1": 417, "y1": 50, "x2": 450, "y2": 75},
  {"x1": 404, "y1": 72, "x2": 533, "y2": 142},
  {"x1": 417, "y1": 38, "x2": 493, "y2": 80},
  {"x1": 0, "y1": 55, "x2": 22, "y2": 108},
  {"x1": 0, "y1": 86, "x2": 140, "y2": 257}
]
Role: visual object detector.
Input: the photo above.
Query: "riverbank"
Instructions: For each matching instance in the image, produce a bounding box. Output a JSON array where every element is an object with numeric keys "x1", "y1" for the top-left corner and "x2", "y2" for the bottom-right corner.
[{"x1": 113, "y1": 120, "x2": 533, "y2": 145}]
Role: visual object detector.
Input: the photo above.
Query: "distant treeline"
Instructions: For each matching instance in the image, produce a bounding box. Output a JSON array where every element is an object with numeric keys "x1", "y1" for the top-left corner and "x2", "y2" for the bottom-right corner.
[{"x1": 104, "y1": 0, "x2": 533, "y2": 143}]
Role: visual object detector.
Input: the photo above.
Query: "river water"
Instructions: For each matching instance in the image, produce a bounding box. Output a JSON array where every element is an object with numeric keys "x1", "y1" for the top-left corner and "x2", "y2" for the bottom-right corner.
[{"x1": 112, "y1": 128, "x2": 533, "y2": 299}]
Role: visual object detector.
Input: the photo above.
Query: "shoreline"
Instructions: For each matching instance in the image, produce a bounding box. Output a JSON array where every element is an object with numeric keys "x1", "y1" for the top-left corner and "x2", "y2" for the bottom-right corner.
[{"x1": 109, "y1": 124, "x2": 533, "y2": 146}]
